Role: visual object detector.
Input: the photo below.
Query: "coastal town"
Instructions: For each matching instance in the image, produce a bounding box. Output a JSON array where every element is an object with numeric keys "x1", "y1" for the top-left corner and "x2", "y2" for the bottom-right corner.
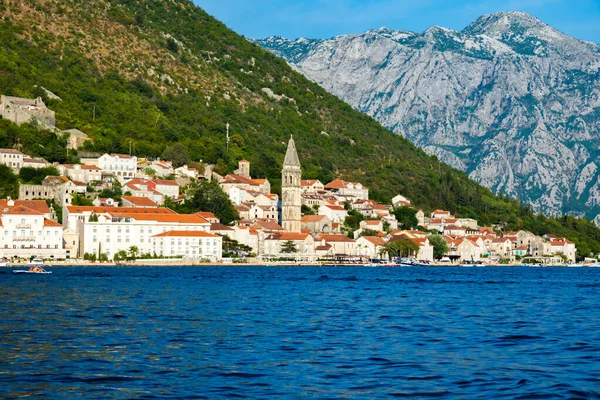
[{"x1": 0, "y1": 94, "x2": 582, "y2": 266}]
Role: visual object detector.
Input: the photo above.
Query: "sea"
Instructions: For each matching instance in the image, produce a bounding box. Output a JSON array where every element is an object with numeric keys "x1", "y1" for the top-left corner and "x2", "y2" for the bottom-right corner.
[{"x1": 1, "y1": 266, "x2": 599, "y2": 399}]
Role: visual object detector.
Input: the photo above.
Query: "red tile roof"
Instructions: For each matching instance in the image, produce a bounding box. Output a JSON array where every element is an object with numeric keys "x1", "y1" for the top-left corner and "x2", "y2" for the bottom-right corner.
[
  {"x1": 210, "y1": 223, "x2": 234, "y2": 231},
  {"x1": 319, "y1": 234, "x2": 356, "y2": 243},
  {"x1": 278, "y1": 233, "x2": 311, "y2": 241},
  {"x1": 152, "y1": 179, "x2": 179, "y2": 186},
  {"x1": 324, "y1": 179, "x2": 348, "y2": 189},
  {"x1": 301, "y1": 215, "x2": 327, "y2": 222},
  {"x1": 44, "y1": 218, "x2": 62, "y2": 227},
  {"x1": 360, "y1": 236, "x2": 386, "y2": 246},
  {"x1": 122, "y1": 196, "x2": 158, "y2": 207},
  {"x1": 0, "y1": 200, "x2": 50, "y2": 214}
]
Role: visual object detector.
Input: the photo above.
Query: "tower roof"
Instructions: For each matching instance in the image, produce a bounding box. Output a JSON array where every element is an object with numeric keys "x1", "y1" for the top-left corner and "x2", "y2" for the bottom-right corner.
[{"x1": 283, "y1": 136, "x2": 301, "y2": 167}]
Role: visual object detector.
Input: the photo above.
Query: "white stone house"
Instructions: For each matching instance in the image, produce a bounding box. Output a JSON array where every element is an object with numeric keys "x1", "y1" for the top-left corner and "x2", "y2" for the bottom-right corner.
[
  {"x1": 319, "y1": 204, "x2": 348, "y2": 223},
  {"x1": 58, "y1": 164, "x2": 102, "y2": 184},
  {"x1": 151, "y1": 231, "x2": 222, "y2": 261},
  {"x1": 0, "y1": 201, "x2": 65, "y2": 259},
  {"x1": 0, "y1": 148, "x2": 24, "y2": 171},
  {"x1": 356, "y1": 236, "x2": 386, "y2": 259}
]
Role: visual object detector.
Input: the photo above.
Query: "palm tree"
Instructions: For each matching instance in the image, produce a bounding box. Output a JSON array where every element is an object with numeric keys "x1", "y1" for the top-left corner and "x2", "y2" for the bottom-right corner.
[{"x1": 129, "y1": 245, "x2": 139, "y2": 260}]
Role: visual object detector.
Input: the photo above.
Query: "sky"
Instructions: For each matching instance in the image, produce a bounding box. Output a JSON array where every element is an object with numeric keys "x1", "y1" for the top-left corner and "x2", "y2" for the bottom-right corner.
[{"x1": 193, "y1": 0, "x2": 600, "y2": 43}]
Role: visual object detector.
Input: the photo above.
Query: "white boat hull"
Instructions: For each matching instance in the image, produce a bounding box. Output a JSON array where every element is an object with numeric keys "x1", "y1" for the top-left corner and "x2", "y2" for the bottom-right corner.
[{"x1": 13, "y1": 270, "x2": 52, "y2": 274}]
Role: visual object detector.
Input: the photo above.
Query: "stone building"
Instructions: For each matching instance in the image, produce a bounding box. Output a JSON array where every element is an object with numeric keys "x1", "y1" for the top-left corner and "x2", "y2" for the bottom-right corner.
[
  {"x1": 0, "y1": 95, "x2": 55, "y2": 129},
  {"x1": 63, "y1": 129, "x2": 90, "y2": 150},
  {"x1": 281, "y1": 136, "x2": 302, "y2": 233},
  {"x1": 19, "y1": 176, "x2": 86, "y2": 207}
]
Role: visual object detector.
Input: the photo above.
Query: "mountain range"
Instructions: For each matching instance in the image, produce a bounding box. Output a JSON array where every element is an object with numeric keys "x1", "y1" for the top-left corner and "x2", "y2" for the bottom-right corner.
[{"x1": 257, "y1": 11, "x2": 600, "y2": 224}]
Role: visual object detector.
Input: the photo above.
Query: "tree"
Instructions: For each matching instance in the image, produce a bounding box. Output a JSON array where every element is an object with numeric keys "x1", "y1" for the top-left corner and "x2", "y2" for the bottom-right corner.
[
  {"x1": 0, "y1": 165, "x2": 19, "y2": 199},
  {"x1": 301, "y1": 204, "x2": 315, "y2": 215},
  {"x1": 429, "y1": 234, "x2": 449, "y2": 260},
  {"x1": 185, "y1": 180, "x2": 239, "y2": 225},
  {"x1": 144, "y1": 167, "x2": 156, "y2": 177},
  {"x1": 380, "y1": 242, "x2": 400, "y2": 259},
  {"x1": 72, "y1": 193, "x2": 93, "y2": 206},
  {"x1": 222, "y1": 235, "x2": 252, "y2": 257},
  {"x1": 114, "y1": 250, "x2": 128, "y2": 261},
  {"x1": 387, "y1": 237, "x2": 419, "y2": 258},
  {"x1": 19, "y1": 166, "x2": 59, "y2": 185},
  {"x1": 166, "y1": 37, "x2": 178, "y2": 53},
  {"x1": 393, "y1": 206, "x2": 419, "y2": 229},
  {"x1": 129, "y1": 245, "x2": 139, "y2": 260},
  {"x1": 281, "y1": 240, "x2": 298, "y2": 253},
  {"x1": 161, "y1": 143, "x2": 190, "y2": 168},
  {"x1": 359, "y1": 228, "x2": 380, "y2": 238}
]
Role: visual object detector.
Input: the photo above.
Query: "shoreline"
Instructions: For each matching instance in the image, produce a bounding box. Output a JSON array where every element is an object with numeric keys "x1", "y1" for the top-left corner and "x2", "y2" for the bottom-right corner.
[{"x1": 3, "y1": 261, "x2": 591, "y2": 268}]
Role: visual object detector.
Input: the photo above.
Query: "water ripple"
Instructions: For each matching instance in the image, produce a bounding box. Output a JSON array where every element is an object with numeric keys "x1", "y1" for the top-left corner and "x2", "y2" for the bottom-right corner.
[{"x1": 1, "y1": 266, "x2": 600, "y2": 398}]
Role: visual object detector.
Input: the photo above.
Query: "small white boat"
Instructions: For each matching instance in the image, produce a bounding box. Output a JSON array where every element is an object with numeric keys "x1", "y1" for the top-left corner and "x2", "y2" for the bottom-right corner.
[
  {"x1": 14, "y1": 257, "x2": 50, "y2": 273},
  {"x1": 13, "y1": 269, "x2": 52, "y2": 274},
  {"x1": 0, "y1": 261, "x2": 8, "y2": 267}
]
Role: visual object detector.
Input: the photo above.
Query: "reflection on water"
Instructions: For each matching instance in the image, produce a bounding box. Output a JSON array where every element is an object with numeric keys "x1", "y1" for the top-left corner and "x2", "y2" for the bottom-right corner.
[{"x1": 1, "y1": 266, "x2": 600, "y2": 398}]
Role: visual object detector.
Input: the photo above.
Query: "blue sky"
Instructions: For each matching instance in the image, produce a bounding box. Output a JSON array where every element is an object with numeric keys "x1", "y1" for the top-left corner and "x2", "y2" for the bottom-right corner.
[{"x1": 193, "y1": 0, "x2": 600, "y2": 43}]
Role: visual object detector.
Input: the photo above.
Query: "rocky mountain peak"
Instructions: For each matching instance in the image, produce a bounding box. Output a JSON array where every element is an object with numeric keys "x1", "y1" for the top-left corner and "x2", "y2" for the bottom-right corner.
[
  {"x1": 464, "y1": 11, "x2": 548, "y2": 36},
  {"x1": 257, "y1": 12, "x2": 600, "y2": 224}
]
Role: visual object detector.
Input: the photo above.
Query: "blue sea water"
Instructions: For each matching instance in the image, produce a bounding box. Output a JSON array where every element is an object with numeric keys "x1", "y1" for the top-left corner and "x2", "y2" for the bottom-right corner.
[{"x1": 1, "y1": 266, "x2": 600, "y2": 399}]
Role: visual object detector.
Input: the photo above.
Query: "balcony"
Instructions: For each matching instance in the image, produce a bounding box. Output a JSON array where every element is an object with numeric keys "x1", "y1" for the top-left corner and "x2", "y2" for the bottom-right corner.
[
  {"x1": 16, "y1": 224, "x2": 32, "y2": 229},
  {"x1": 13, "y1": 236, "x2": 36, "y2": 242}
]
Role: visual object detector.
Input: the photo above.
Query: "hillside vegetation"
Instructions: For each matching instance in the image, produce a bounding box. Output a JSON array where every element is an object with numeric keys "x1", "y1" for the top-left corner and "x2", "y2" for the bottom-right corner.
[{"x1": 1, "y1": 0, "x2": 600, "y2": 257}]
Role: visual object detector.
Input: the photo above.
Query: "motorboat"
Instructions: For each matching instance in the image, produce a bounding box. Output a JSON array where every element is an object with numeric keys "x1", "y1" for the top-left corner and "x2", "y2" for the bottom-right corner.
[{"x1": 13, "y1": 257, "x2": 51, "y2": 274}]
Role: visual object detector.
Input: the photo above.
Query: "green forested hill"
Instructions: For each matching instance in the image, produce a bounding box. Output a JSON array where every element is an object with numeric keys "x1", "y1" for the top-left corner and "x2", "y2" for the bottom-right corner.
[{"x1": 1, "y1": 0, "x2": 600, "y2": 257}]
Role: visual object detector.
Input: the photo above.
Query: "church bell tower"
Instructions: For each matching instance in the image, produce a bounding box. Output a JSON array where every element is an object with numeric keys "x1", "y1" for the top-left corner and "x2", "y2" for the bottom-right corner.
[{"x1": 281, "y1": 136, "x2": 302, "y2": 233}]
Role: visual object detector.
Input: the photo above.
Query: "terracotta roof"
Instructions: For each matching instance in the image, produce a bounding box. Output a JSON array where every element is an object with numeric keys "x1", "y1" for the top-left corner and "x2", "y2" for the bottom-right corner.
[
  {"x1": 315, "y1": 244, "x2": 333, "y2": 251},
  {"x1": 492, "y1": 238, "x2": 511, "y2": 243},
  {"x1": 211, "y1": 223, "x2": 234, "y2": 231},
  {"x1": 122, "y1": 196, "x2": 158, "y2": 207},
  {"x1": 324, "y1": 205, "x2": 345, "y2": 211},
  {"x1": 44, "y1": 218, "x2": 62, "y2": 227},
  {"x1": 110, "y1": 154, "x2": 134, "y2": 159},
  {"x1": 278, "y1": 233, "x2": 311, "y2": 241},
  {"x1": 324, "y1": 179, "x2": 348, "y2": 189},
  {"x1": 301, "y1": 179, "x2": 320, "y2": 186},
  {"x1": 0, "y1": 200, "x2": 50, "y2": 214},
  {"x1": 152, "y1": 179, "x2": 178, "y2": 186},
  {"x1": 196, "y1": 212, "x2": 218, "y2": 220},
  {"x1": 114, "y1": 213, "x2": 208, "y2": 224},
  {"x1": 319, "y1": 234, "x2": 356, "y2": 243},
  {"x1": 153, "y1": 230, "x2": 218, "y2": 238},
  {"x1": 66, "y1": 206, "x2": 175, "y2": 215},
  {"x1": 364, "y1": 220, "x2": 381, "y2": 225},
  {"x1": 253, "y1": 218, "x2": 284, "y2": 231},
  {"x1": 0, "y1": 148, "x2": 23, "y2": 154},
  {"x1": 361, "y1": 236, "x2": 386, "y2": 246},
  {"x1": 1, "y1": 205, "x2": 42, "y2": 215},
  {"x1": 23, "y1": 157, "x2": 46, "y2": 164},
  {"x1": 301, "y1": 215, "x2": 327, "y2": 222},
  {"x1": 81, "y1": 164, "x2": 101, "y2": 170}
]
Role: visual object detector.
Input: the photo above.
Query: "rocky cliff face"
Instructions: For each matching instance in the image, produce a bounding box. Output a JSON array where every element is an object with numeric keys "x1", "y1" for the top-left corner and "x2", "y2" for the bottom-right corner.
[{"x1": 257, "y1": 12, "x2": 600, "y2": 221}]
